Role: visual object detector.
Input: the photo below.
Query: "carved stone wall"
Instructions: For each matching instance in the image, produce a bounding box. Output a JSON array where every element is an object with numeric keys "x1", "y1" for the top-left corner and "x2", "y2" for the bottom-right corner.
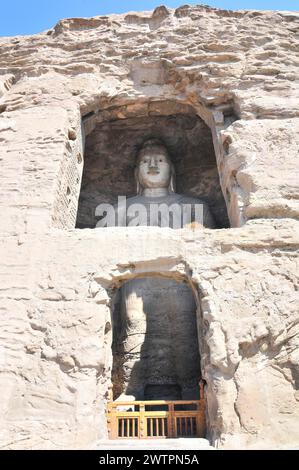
[{"x1": 0, "y1": 4, "x2": 298, "y2": 449}]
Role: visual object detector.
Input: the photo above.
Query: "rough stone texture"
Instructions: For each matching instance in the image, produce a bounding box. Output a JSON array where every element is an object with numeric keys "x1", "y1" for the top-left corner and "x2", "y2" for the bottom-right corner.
[
  {"x1": 1, "y1": 5, "x2": 298, "y2": 230},
  {"x1": 0, "y1": 4, "x2": 298, "y2": 450},
  {"x1": 96, "y1": 437, "x2": 214, "y2": 450},
  {"x1": 0, "y1": 223, "x2": 298, "y2": 449}
]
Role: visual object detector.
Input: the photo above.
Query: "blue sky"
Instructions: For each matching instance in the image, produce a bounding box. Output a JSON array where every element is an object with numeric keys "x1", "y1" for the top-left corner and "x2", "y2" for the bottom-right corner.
[{"x1": 0, "y1": 1, "x2": 297, "y2": 37}]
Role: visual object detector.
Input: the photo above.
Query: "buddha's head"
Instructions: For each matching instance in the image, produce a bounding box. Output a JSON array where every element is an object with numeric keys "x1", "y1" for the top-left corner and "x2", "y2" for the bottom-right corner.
[{"x1": 135, "y1": 139, "x2": 176, "y2": 194}]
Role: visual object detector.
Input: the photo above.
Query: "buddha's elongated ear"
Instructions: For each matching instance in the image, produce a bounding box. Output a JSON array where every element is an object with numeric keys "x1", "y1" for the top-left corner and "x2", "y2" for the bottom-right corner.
[
  {"x1": 169, "y1": 163, "x2": 176, "y2": 193},
  {"x1": 135, "y1": 167, "x2": 142, "y2": 195}
]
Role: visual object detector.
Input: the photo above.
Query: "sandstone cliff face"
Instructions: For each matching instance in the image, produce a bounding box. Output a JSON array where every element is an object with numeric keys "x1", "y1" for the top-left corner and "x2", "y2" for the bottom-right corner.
[{"x1": 0, "y1": 5, "x2": 298, "y2": 449}]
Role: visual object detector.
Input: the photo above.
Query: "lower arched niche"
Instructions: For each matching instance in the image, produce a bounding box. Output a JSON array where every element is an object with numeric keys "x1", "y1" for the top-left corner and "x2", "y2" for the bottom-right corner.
[{"x1": 111, "y1": 275, "x2": 202, "y2": 402}]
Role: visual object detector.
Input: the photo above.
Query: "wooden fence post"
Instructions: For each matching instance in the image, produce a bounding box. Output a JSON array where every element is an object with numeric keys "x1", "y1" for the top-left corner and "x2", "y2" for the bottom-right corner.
[
  {"x1": 140, "y1": 403, "x2": 146, "y2": 438},
  {"x1": 168, "y1": 403, "x2": 175, "y2": 438}
]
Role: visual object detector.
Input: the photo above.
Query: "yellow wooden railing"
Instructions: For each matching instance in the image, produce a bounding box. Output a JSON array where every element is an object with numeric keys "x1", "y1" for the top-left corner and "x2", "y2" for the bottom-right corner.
[{"x1": 107, "y1": 399, "x2": 205, "y2": 439}]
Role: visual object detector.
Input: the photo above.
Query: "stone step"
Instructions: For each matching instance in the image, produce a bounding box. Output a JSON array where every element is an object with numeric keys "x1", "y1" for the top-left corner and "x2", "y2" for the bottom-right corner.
[{"x1": 95, "y1": 438, "x2": 214, "y2": 450}]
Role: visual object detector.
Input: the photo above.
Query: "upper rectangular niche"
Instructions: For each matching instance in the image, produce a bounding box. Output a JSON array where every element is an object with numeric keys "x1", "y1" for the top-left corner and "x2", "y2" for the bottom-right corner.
[{"x1": 76, "y1": 111, "x2": 229, "y2": 229}]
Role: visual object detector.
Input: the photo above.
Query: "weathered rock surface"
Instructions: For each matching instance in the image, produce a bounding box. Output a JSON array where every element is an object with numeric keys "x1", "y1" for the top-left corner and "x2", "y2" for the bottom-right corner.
[
  {"x1": 95, "y1": 437, "x2": 214, "y2": 450},
  {"x1": 0, "y1": 4, "x2": 298, "y2": 450}
]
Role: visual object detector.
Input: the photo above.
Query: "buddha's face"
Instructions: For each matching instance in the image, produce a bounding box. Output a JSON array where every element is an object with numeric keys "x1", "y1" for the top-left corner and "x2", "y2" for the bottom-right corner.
[{"x1": 137, "y1": 146, "x2": 172, "y2": 189}]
